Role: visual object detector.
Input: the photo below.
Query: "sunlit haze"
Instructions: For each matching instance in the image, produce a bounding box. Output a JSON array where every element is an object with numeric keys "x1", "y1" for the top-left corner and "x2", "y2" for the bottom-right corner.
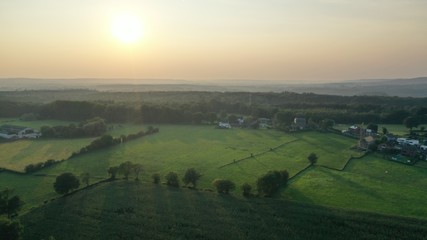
[{"x1": 1, "y1": 0, "x2": 426, "y2": 82}]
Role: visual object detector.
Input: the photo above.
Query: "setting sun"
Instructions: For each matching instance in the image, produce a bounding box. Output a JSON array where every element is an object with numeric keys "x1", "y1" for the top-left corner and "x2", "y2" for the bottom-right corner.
[{"x1": 111, "y1": 13, "x2": 143, "y2": 44}]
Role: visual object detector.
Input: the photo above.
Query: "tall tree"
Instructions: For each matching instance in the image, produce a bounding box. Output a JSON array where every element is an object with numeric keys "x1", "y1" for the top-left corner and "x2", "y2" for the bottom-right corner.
[
  {"x1": 212, "y1": 179, "x2": 235, "y2": 194},
  {"x1": 183, "y1": 168, "x2": 201, "y2": 188},
  {"x1": 80, "y1": 172, "x2": 91, "y2": 187},
  {"x1": 108, "y1": 166, "x2": 119, "y2": 180},
  {"x1": 0, "y1": 189, "x2": 24, "y2": 219},
  {"x1": 133, "y1": 164, "x2": 143, "y2": 181},
  {"x1": 308, "y1": 153, "x2": 318, "y2": 165},
  {"x1": 165, "y1": 172, "x2": 180, "y2": 187},
  {"x1": 53, "y1": 173, "x2": 80, "y2": 195},
  {"x1": 403, "y1": 116, "x2": 419, "y2": 130},
  {"x1": 119, "y1": 161, "x2": 134, "y2": 180}
]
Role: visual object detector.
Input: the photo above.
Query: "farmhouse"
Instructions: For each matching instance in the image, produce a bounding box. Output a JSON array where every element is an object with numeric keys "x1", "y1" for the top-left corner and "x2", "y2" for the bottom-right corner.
[
  {"x1": 0, "y1": 125, "x2": 41, "y2": 139},
  {"x1": 217, "y1": 122, "x2": 231, "y2": 129},
  {"x1": 293, "y1": 117, "x2": 306, "y2": 130},
  {"x1": 258, "y1": 118, "x2": 271, "y2": 129}
]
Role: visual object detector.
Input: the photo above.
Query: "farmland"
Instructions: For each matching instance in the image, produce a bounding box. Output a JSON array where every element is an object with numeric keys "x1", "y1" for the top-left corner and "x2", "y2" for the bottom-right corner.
[
  {"x1": 1, "y1": 121, "x2": 427, "y2": 230},
  {"x1": 20, "y1": 181, "x2": 427, "y2": 240}
]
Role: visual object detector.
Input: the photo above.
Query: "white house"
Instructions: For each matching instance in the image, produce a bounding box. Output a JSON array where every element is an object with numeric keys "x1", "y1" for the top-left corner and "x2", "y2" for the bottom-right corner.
[
  {"x1": 0, "y1": 125, "x2": 41, "y2": 139},
  {"x1": 218, "y1": 122, "x2": 231, "y2": 129}
]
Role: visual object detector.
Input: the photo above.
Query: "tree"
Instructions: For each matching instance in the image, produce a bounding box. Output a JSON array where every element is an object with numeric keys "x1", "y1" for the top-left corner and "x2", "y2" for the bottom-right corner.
[
  {"x1": 241, "y1": 183, "x2": 252, "y2": 197},
  {"x1": 119, "y1": 161, "x2": 134, "y2": 180},
  {"x1": 366, "y1": 123, "x2": 378, "y2": 133},
  {"x1": 182, "y1": 168, "x2": 201, "y2": 188},
  {"x1": 382, "y1": 127, "x2": 388, "y2": 135},
  {"x1": 133, "y1": 163, "x2": 143, "y2": 181},
  {"x1": 308, "y1": 153, "x2": 318, "y2": 165},
  {"x1": 403, "y1": 116, "x2": 419, "y2": 130},
  {"x1": 165, "y1": 172, "x2": 179, "y2": 187},
  {"x1": 108, "y1": 166, "x2": 119, "y2": 180},
  {"x1": 0, "y1": 189, "x2": 24, "y2": 219},
  {"x1": 212, "y1": 179, "x2": 235, "y2": 194},
  {"x1": 0, "y1": 218, "x2": 23, "y2": 240},
  {"x1": 53, "y1": 173, "x2": 80, "y2": 195},
  {"x1": 80, "y1": 172, "x2": 91, "y2": 187},
  {"x1": 256, "y1": 171, "x2": 282, "y2": 197},
  {"x1": 152, "y1": 173, "x2": 160, "y2": 184}
]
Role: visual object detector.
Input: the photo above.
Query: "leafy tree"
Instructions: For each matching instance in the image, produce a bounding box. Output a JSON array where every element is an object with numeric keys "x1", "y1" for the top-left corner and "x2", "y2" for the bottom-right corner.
[
  {"x1": 308, "y1": 153, "x2": 318, "y2": 165},
  {"x1": 80, "y1": 172, "x2": 91, "y2": 187},
  {"x1": 382, "y1": 127, "x2": 388, "y2": 135},
  {"x1": 133, "y1": 163, "x2": 143, "y2": 181},
  {"x1": 403, "y1": 116, "x2": 419, "y2": 130},
  {"x1": 108, "y1": 166, "x2": 119, "y2": 180},
  {"x1": 212, "y1": 179, "x2": 235, "y2": 194},
  {"x1": 183, "y1": 168, "x2": 201, "y2": 188},
  {"x1": 165, "y1": 172, "x2": 179, "y2": 187},
  {"x1": 320, "y1": 119, "x2": 334, "y2": 130},
  {"x1": 256, "y1": 171, "x2": 282, "y2": 197},
  {"x1": 0, "y1": 189, "x2": 24, "y2": 219},
  {"x1": 119, "y1": 161, "x2": 134, "y2": 180},
  {"x1": 0, "y1": 217, "x2": 23, "y2": 240},
  {"x1": 279, "y1": 170, "x2": 289, "y2": 185},
  {"x1": 152, "y1": 173, "x2": 160, "y2": 184},
  {"x1": 53, "y1": 173, "x2": 80, "y2": 195},
  {"x1": 366, "y1": 123, "x2": 378, "y2": 133},
  {"x1": 241, "y1": 183, "x2": 252, "y2": 197}
]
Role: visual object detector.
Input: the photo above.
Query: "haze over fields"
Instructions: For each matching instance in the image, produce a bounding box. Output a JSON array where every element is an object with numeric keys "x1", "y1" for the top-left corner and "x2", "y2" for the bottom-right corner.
[{"x1": 1, "y1": 0, "x2": 427, "y2": 82}]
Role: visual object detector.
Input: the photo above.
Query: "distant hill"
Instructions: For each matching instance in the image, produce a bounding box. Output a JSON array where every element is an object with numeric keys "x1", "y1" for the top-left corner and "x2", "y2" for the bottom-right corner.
[
  {"x1": 0, "y1": 77, "x2": 426, "y2": 97},
  {"x1": 21, "y1": 181, "x2": 427, "y2": 240}
]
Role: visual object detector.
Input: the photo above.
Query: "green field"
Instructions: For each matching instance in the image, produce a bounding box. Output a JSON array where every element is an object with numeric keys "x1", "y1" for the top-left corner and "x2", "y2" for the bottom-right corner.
[
  {"x1": 283, "y1": 154, "x2": 427, "y2": 218},
  {"x1": 2, "y1": 123, "x2": 427, "y2": 221},
  {"x1": 21, "y1": 181, "x2": 427, "y2": 240}
]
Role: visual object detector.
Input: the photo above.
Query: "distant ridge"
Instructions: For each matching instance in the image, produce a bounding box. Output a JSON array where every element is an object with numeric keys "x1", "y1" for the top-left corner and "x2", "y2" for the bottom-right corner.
[{"x1": 0, "y1": 77, "x2": 426, "y2": 97}]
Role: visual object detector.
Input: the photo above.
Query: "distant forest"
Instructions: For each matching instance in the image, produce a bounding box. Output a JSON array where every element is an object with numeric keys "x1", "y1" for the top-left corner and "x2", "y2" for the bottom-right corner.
[{"x1": 0, "y1": 90, "x2": 426, "y2": 125}]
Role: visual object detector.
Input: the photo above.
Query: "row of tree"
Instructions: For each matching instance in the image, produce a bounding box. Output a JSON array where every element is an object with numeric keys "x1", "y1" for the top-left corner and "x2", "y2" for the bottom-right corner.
[
  {"x1": 2, "y1": 93, "x2": 427, "y2": 125},
  {"x1": 0, "y1": 189, "x2": 24, "y2": 240},
  {"x1": 40, "y1": 117, "x2": 107, "y2": 138}
]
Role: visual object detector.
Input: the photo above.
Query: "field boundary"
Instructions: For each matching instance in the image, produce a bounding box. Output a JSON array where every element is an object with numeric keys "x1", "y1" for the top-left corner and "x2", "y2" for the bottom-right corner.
[
  {"x1": 218, "y1": 139, "x2": 300, "y2": 169},
  {"x1": 319, "y1": 151, "x2": 369, "y2": 172}
]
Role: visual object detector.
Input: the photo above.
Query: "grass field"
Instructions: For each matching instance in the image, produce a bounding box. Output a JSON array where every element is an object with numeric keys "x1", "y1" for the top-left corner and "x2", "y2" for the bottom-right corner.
[
  {"x1": 21, "y1": 181, "x2": 427, "y2": 240},
  {"x1": 2, "y1": 123, "x2": 427, "y2": 220},
  {"x1": 282, "y1": 154, "x2": 427, "y2": 218}
]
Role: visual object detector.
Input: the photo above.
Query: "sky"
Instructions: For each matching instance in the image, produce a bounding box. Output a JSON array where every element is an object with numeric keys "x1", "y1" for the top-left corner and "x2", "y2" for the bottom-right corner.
[{"x1": 1, "y1": 0, "x2": 427, "y2": 82}]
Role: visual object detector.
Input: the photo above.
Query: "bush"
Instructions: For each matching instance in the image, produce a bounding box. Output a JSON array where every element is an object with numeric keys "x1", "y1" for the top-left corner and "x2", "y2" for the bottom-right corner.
[
  {"x1": 165, "y1": 172, "x2": 179, "y2": 187},
  {"x1": 152, "y1": 173, "x2": 160, "y2": 184},
  {"x1": 182, "y1": 168, "x2": 201, "y2": 188},
  {"x1": 53, "y1": 173, "x2": 80, "y2": 195},
  {"x1": 241, "y1": 183, "x2": 252, "y2": 197},
  {"x1": 212, "y1": 179, "x2": 235, "y2": 194},
  {"x1": 257, "y1": 170, "x2": 289, "y2": 197}
]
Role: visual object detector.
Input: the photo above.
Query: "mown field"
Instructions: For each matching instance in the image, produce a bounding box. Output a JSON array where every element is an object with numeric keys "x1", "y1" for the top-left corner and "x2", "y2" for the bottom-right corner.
[
  {"x1": 0, "y1": 119, "x2": 147, "y2": 172},
  {"x1": 21, "y1": 181, "x2": 427, "y2": 240}
]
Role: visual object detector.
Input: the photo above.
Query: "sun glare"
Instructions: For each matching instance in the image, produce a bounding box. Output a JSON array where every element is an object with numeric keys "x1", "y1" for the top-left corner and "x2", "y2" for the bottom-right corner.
[{"x1": 111, "y1": 14, "x2": 143, "y2": 44}]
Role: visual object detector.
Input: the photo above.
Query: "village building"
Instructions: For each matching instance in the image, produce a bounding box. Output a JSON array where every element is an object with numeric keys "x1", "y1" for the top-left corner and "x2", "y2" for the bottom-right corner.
[
  {"x1": 293, "y1": 117, "x2": 306, "y2": 130},
  {"x1": 0, "y1": 125, "x2": 41, "y2": 139}
]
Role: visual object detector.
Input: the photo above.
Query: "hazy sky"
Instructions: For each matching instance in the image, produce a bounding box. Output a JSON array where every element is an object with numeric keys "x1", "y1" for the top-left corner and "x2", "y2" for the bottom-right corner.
[{"x1": 1, "y1": 0, "x2": 426, "y2": 82}]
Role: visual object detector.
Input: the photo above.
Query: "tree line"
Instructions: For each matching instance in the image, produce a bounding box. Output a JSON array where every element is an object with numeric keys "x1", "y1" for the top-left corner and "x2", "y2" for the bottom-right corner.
[{"x1": 1, "y1": 92, "x2": 427, "y2": 125}]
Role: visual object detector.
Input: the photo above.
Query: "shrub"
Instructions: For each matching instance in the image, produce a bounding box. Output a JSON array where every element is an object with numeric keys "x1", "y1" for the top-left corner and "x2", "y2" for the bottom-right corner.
[
  {"x1": 165, "y1": 172, "x2": 179, "y2": 187},
  {"x1": 212, "y1": 179, "x2": 235, "y2": 194}
]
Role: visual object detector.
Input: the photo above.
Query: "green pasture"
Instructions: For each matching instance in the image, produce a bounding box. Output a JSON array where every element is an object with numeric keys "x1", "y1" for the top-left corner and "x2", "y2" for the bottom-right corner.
[
  {"x1": 2, "y1": 123, "x2": 427, "y2": 219},
  {"x1": 21, "y1": 181, "x2": 427, "y2": 240},
  {"x1": 283, "y1": 154, "x2": 427, "y2": 218}
]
